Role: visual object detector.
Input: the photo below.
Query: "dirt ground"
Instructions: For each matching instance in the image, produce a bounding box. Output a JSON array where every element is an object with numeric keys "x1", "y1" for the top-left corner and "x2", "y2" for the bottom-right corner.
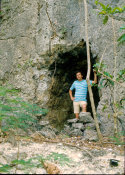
[{"x1": 0, "y1": 135, "x2": 124, "y2": 174}]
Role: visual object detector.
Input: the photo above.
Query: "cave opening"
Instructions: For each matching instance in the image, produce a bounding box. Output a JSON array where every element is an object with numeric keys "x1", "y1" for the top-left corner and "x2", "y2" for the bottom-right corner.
[{"x1": 47, "y1": 40, "x2": 100, "y2": 130}]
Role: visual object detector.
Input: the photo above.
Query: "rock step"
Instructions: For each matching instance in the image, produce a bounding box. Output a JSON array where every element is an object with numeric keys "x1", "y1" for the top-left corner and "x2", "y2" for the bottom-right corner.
[
  {"x1": 79, "y1": 112, "x2": 94, "y2": 123},
  {"x1": 67, "y1": 112, "x2": 94, "y2": 124},
  {"x1": 64, "y1": 112, "x2": 99, "y2": 141}
]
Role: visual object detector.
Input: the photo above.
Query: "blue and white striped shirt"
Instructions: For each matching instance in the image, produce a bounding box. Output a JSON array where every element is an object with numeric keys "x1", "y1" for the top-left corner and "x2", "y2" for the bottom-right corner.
[{"x1": 70, "y1": 80, "x2": 92, "y2": 102}]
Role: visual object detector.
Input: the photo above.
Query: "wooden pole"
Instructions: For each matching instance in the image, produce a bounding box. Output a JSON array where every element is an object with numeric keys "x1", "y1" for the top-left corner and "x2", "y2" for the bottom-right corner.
[{"x1": 83, "y1": 0, "x2": 103, "y2": 142}]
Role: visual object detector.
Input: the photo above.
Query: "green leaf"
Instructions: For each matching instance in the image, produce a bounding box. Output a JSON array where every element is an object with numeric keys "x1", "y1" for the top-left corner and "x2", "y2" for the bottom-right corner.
[
  {"x1": 108, "y1": 114, "x2": 110, "y2": 119},
  {"x1": 46, "y1": 152, "x2": 73, "y2": 166},
  {"x1": 98, "y1": 2, "x2": 106, "y2": 10},
  {"x1": 104, "y1": 71, "x2": 113, "y2": 78},
  {"x1": 117, "y1": 34, "x2": 125, "y2": 43},
  {"x1": 103, "y1": 15, "x2": 108, "y2": 24},
  {"x1": 99, "y1": 11, "x2": 107, "y2": 15},
  {"x1": 98, "y1": 78, "x2": 106, "y2": 89},
  {"x1": 119, "y1": 69, "x2": 125, "y2": 76},
  {"x1": 106, "y1": 7, "x2": 111, "y2": 12},
  {"x1": 108, "y1": 79, "x2": 114, "y2": 86},
  {"x1": 100, "y1": 78, "x2": 105, "y2": 85},
  {"x1": 0, "y1": 164, "x2": 12, "y2": 173},
  {"x1": 110, "y1": 7, "x2": 122, "y2": 14},
  {"x1": 102, "y1": 104, "x2": 107, "y2": 112},
  {"x1": 95, "y1": 0, "x2": 99, "y2": 5},
  {"x1": 93, "y1": 63, "x2": 100, "y2": 69}
]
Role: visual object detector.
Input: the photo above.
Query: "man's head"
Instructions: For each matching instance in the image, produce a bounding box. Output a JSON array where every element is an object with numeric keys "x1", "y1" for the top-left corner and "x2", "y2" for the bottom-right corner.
[{"x1": 76, "y1": 71, "x2": 83, "y2": 81}]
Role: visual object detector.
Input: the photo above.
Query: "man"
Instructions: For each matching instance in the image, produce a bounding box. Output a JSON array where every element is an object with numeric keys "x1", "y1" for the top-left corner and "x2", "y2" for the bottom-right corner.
[{"x1": 69, "y1": 70, "x2": 97, "y2": 119}]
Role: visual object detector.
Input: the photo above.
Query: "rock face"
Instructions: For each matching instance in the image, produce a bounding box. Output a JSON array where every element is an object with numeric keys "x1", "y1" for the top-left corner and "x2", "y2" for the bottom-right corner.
[{"x1": 0, "y1": 0, "x2": 125, "y2": 136}]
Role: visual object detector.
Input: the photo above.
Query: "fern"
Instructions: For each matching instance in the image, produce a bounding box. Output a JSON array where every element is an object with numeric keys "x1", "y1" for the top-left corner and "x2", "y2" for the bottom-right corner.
[{"x1": 0, "y1": 85, "x2": 48, "y2": 133}]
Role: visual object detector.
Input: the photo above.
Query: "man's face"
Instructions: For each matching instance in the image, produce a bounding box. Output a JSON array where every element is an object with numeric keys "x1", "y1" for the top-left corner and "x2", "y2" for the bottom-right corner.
[{"x1": 76, "y1": 72, "x2": 83, "y2": 80}]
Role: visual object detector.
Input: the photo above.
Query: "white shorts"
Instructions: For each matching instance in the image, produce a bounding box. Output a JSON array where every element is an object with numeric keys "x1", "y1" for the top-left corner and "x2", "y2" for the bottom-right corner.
[{"x1": 73, "y1": 101, "x2": 87, "y2": 113}]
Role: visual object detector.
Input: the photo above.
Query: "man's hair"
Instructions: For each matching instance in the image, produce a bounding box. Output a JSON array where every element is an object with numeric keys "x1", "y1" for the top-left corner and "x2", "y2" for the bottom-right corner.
[{"x1": 75, "y1": 71, "x2": 83, "y2": 75}]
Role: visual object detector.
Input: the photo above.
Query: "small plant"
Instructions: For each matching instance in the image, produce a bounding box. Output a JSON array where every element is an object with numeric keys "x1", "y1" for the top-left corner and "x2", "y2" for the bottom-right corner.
[
  {"x1": 0, "y1": 85, "x2": 48, "y2": 135},
  {"x1": 109, "y1": 131, "x2": 125, "y2": 145},
  {"x1": 0, "y1": 85, "x2": 48, "y2": 173},
  {"x1": 0, "y1": 152, "x2": 74, "y2": 173},
  {"x1": 0, "y1": 157, "x2": 43, "y2": 174},
  {"x1": 95, "y1": 0, "x2": 125, "y2": 44},
  {"x1": 93, "y1": 61, "x2": 124, "y2": 137},
  {"x1": 60, "y1": 26, "x2": 67, "y2": 39},
  {"x1": 46, "y1": 152, "x2": 74, "y2": 166},
  {"x1": 117, "y1": 25, "x2": 125, "y2": 44},
  {"x1": 95, "y1": 0, "x2": 125, "y2": 23}
]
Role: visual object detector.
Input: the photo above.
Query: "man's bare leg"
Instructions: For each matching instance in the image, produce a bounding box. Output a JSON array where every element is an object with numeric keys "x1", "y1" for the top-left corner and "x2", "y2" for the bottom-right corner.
[
  {"x1": 82, "y1": 104, "x2": 87, "y2": 112},
  {"x1": 75, "y1": 113, "x2": 79, "y2": 119}
]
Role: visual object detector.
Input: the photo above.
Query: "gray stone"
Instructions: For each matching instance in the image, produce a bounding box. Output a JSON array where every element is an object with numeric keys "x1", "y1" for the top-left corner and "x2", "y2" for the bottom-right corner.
[
  {"x1": 39, "y1": 120, "x2": 49, "y2": 126},
  {"x1": 72, "y1": 123, "x2": 85, "y2": 130},
  {"x1": 63, "y1": 124, "x2": 71, "y2": 130},
  {"x1": 39, "y1": 127, "x2": 57, "y2": 139},
  {"x1": 85, "y1": 123, "x2": 96, "y2": 130},
  {"x1": 61, "y1": 124, "x2": 72, "y2": 135},
  {"x1": 79, "y1": 112, "x2": 94, "y2": 123},
  {"x1": 83, "y1": 129, "x2": 98, "y2": 141},
  {"x1": 67, "y1": 118, "x2": 79, "y2": 124},
  {"x1": 69, "y1": 128, "x2": 83, "y2": 137}
]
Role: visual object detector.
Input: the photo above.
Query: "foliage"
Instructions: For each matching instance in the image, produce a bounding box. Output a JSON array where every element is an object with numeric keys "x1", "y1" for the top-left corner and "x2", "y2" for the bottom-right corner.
[
  {"x1": 109, "y1": 131, "x2": 125, "y2": 145},
  {"x1": 93, "y1": 63, "x2": 112, "y2": 89},
  {"x1": 0, "y1": 157, "x2": 43, "y2": 173},
  {"x1": 95, "y1": 1, "x2": 125, "y2": 43},
  {"x1": 117, "y1": 26, "x2": 125, "y2": 44},
  {"x1": 46, "y1": 152, "x2": 73, "y2": 166},
  {"x1": 0, "y1": 85, "x2": 49, "y2": 173},
  {"x1": 0, "y1": 152, "x2": 74, "y2": 173},
  {"x1": 93, "y1": 62, "x2": 124, "y2": 90},
  {"x1": 0, "y1": 164, "x2": 12, "y2": 173},
  {"x1": 116, "y1": 68, "x2": 125, "y2": 81},
  {"x1": 95, "y1": 0, "x2": 125, "y2": 17},
  {"x1": 93, "y1": 62, "x2": 124, "y2": 122},
  {"x1": 0, "y1": 85, "x2": 48, "y2": 133}
]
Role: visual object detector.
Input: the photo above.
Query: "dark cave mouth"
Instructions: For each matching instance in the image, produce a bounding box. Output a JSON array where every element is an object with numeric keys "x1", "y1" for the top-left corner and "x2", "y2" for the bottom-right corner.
[{"x1": 47, "y1": 40, "x2": 100, "y2": 129}]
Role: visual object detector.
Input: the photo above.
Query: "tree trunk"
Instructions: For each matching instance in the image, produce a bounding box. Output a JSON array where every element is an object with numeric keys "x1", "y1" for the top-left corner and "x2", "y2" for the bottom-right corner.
[{"x1": 83, "y1": 0, "x2": 103, "y2": 142}]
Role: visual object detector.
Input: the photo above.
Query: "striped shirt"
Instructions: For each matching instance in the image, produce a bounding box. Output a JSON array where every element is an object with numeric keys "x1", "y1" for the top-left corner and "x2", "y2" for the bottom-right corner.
[{"x1": 70, "y1": 80, "x2": 92, "y2": 102}]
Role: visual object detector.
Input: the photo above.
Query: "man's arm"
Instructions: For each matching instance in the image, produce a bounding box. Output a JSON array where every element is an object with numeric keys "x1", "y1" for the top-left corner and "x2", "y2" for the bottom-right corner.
[
  {"x1": 69, "y1": 89, "x2": 75, "y2": 101},
  {"x1": 92, "y1": 70, "x2": 97, "y2": 84}
]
